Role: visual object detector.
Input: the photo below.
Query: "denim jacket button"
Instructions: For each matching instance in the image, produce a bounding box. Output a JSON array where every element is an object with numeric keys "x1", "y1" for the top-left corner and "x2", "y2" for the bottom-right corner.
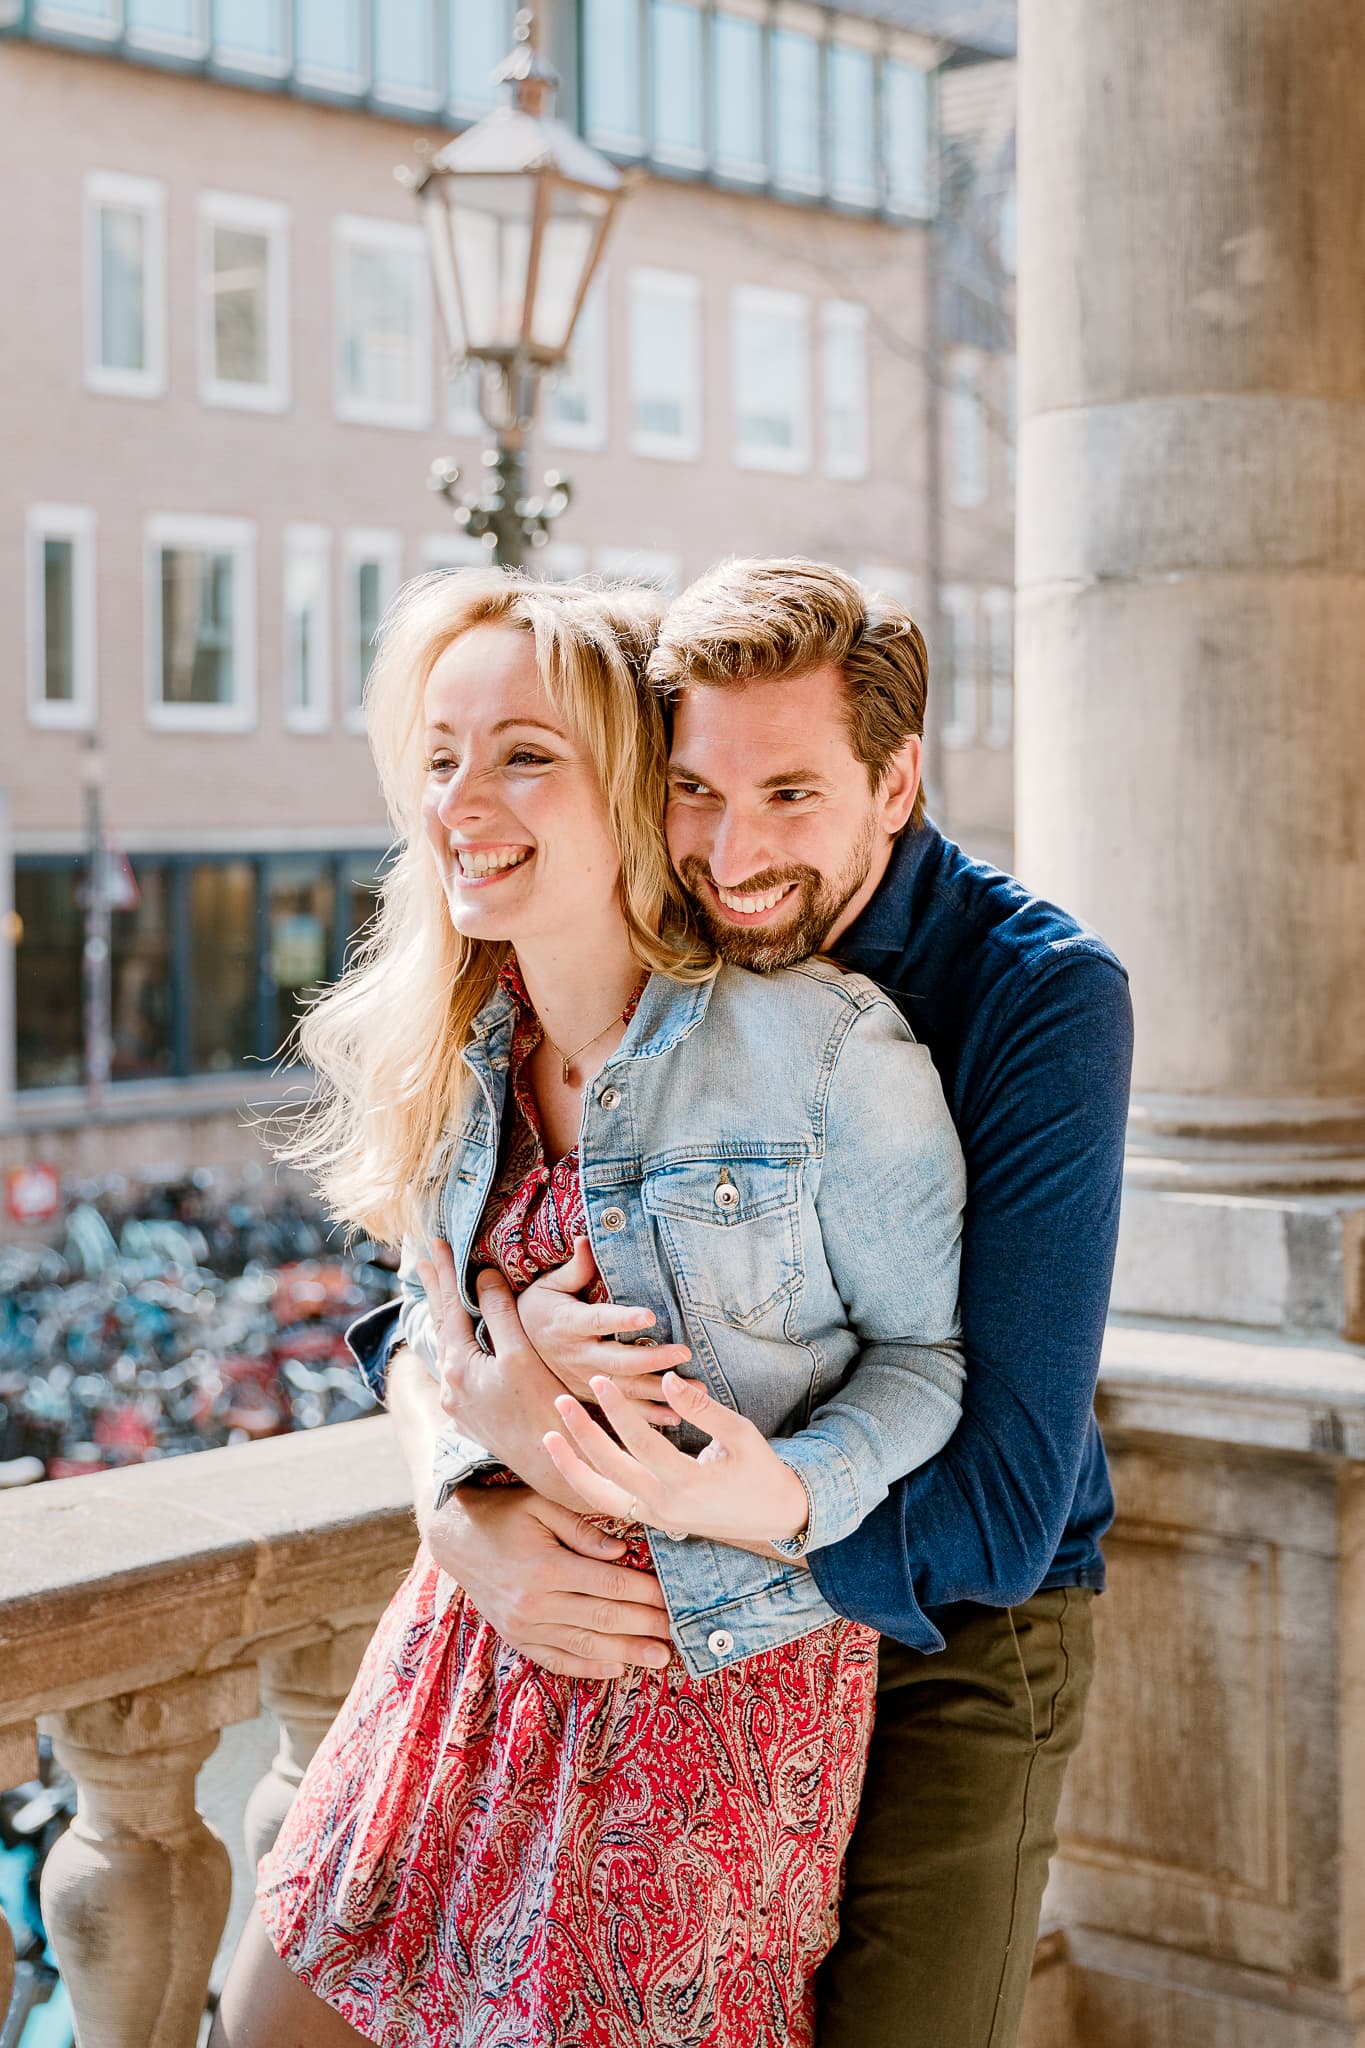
[
  {"x1": 713, "y1": 1174, "x2": 740, "y2": 1211},
  {"x1": 598, "y1": 1085, "x2": 622, "y2": 1109},
  {"x1": 707, "y1": 1628, "x2": 734, "y2": 1657},
  {"x1": 600, "y1": 1207, "x2": 627, "y2": 1233}
]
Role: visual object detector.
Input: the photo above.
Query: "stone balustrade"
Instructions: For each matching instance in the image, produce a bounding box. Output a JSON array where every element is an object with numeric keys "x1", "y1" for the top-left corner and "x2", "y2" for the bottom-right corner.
[
  {"x1": 3, "y1": 1326, "x2": 1365, "y2": 2047},
  {"x1": 0, "y1": 1416, "x2": 417, "y2": 2048}
]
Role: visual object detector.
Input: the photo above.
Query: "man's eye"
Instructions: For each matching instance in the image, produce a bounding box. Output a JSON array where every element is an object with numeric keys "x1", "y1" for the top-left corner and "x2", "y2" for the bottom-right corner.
[
  {"x1": 672, "y1": 781, "x2": 715, "y2": 800},
  {"x1": 773, "y1": 788, "x2": 815, "y2": 804}
]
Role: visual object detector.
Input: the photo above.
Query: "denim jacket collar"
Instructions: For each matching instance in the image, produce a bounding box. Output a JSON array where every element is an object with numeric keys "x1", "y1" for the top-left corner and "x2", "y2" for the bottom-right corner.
[{"x1": 464, "y1": 964, "x2": 716, "y2": 1086}]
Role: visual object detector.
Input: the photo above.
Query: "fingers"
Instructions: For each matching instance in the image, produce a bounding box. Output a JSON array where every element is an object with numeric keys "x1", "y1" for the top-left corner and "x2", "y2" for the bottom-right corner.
[
  {"x1": 589, "y1": 1376, "x2": 690, "y2": 1470},
  {"x1": 535, "y1": 1621, "x2": 672, "y2": 1672},
  {"x1": 417, "y1": 1240, "x2": 475, "y2": 1347},
  {"x1": 527, "y1": 1235, "x2": 599, "y2": 1296},
  {"x1": 594, "y1": 1340, "x2": 694, "y2": 1376},
  {"x1": 543, "y1": 1429, "x2": 640, "y2": 1521},
  {"x1": 659, "y1": 1370, "x2": 749, "y2": 1444}
]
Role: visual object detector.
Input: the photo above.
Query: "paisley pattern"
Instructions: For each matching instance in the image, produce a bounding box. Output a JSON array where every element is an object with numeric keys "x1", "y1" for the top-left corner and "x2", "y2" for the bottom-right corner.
[{"x1": 256, "y1": 962, "x2": 879, "y2": 2047}]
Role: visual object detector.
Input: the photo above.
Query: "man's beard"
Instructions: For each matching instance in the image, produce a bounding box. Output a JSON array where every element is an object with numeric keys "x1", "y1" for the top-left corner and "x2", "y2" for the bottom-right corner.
[{"x1": 679, "y1": 815, "x2": 879, "y2": 971}]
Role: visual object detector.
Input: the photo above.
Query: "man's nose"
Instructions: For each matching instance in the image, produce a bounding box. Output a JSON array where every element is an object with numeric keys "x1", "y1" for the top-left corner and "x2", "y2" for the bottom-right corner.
[{"x1": 706, "y1": 815, "x2": 771, "y2": 889}]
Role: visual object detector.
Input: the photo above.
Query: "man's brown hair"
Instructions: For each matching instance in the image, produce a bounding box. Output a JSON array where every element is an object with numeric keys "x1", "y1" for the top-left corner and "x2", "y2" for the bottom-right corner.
[{"x1": 649, "y1": 556, "x2": 929, "y2": 829}]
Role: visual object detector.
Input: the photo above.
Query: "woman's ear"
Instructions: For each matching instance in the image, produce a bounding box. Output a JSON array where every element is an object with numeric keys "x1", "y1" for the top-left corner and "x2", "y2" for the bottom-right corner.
[{"x1": 877, "y1": 736, "x2": 923, "y2": 834}]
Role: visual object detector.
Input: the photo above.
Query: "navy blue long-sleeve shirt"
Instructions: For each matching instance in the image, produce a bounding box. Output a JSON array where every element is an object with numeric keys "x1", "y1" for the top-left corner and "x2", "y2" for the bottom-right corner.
[{"x1": 809, "y1": 820, "x2": 1133, "y2": 1652}]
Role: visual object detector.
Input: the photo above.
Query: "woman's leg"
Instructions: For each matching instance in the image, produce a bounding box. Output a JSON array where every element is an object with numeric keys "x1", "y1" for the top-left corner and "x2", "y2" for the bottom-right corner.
[{"x1": 209, "y1": 1908, "x2": 379, "y2": 2048}]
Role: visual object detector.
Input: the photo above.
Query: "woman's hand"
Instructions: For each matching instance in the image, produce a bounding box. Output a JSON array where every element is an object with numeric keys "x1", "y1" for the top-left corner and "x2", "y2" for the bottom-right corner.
[
  {"x1": 519, "y1": 1236, "x2": 693, "y2": 1428},
  {"x1": 543, "y1": 1370, "x2": 810, "y2": 1552}
]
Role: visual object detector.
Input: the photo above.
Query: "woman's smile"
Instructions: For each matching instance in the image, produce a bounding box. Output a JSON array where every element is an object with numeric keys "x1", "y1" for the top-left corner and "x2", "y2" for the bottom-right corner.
[{"x1": 448, "y1": 841, "x2": 535, "y2": 886}]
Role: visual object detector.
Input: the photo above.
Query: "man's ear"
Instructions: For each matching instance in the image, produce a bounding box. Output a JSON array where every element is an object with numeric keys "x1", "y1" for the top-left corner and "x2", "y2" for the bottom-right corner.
[{"x1": 876, "y1": 736, "x2": 923, "y2": 834}]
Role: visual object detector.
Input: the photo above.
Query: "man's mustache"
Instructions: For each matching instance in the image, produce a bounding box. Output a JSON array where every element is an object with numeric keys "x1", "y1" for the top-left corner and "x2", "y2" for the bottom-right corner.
[{"x1": 680, "y1": 857, "x2": 817, "y2": 898}]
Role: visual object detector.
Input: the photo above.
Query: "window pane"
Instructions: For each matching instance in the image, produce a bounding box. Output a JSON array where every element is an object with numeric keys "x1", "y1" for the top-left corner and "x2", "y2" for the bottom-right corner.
[
  {"x1": 15, "y1": 866, "x2": 84, "y2": 1091},
  {"x1": 822, "y1": 308, "x2": 867, "y2": 476},
  {"x1": 190, "y1": 861, "x2": 256, "y2": 1072},
  {"x1": 584, "y1": 0, "x2": 641, "y2": 146},
  {"x1": 99, "y1": 206, "x2": 147, "y2": 373},
  {"x1": 266, "y1": 858, "x2": 335, "y2": 1059},
  {"x1": 356, "y1": 560, "x2": 382, "y2": 695},
  {"x1": 450, "y1": 0, "x2": 509, "y2": 113},
  {"x1": 111, "y1": 862, "x2": 173, "y2": 1081},
  {"x1": 286, "y1": 541, "x2": 327, "y2": 716},
  {"x1": 712, "y1": 13, "x2": 764, "y2": 177},
  {"x1": 43, "y1": 539, "x2": 76, "y2": 703},
  {"x1": 297, "y1": 0, "x2": 360, "y2": 75},
  {"x1": 651, "y1": 0, "x2": 702, "y2": 159},
  {"x1": 210, "y1": 224, "x2": 269, "y2": 385},
  {"x1": 341, "y1": 241, "x2": 421, "y2": 406},
  {"x1": 830, "y1": 44, "x2": 876, "y2": 201},
  {"x1": 939, "y1": 591, "x2": 976, "y2": 741},
  {"x1": 630, "y1": 284, "x2": 695, "y2": 445},
  {"x1": 127, "y1": 0, "x2": 197, "y2": 36},
  {"x1": 735, "y1": 299, "x2": 806, "y2": 455},
  {"x1": 772, "y1": 29, "x2": 821, "y2": 189},
  {"x1": 213, "y1": 0, "x2": 281, "y2": 59},
  {"x1": 376, "y1": 0, "x2": 434, "y2": 95},
  {"x1": 38, "y1": 0, "x2": 117, "y2": 20},
  {"x1": 161, "y1": 548, "x2": 237, "y2": 705},
  {"x1": 885, "y1": 60, "x2": 930, "y2": 213},
  {"x1": 343, "y1": 856, "x2": 382, "y2": 966},
  {"x1": 547, "y1": 281, "x2": 604, "y2": 439},
  {"x1": 950, "y1": 355, "x2": 987, "y2": 507}
]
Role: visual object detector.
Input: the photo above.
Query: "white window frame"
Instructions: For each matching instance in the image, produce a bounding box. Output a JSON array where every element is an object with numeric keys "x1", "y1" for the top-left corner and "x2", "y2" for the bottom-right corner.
[
  {"x1": 333, "y1": 215, "x2": 433, "y2": 432},
  {"x1": 732, "y1": 284, "x2": 811, "y2": 476},
  {"x1": 883, "y1": 53, "x2": 935, "y2": 220},
  {"x1": 544, "y1": 277, "x2": 608, "y2": 453},
  {"x1": 144, "y1": 513, "x2": 257, "y2": 734},
  {"x1": 27, "y1": 505, "x2": 97, "y2": 731},
  {"x1": 710, "y1": 4, "x2": 768, "y2": 185},
  {"x1": 948, "y1": 347, "x2": 989, "y2": 510},
  {"x1": 820, "y1": 299, "x2": 868, "y2": 481},
  {"x1": 628, "y1": 268, "x2": 702, "y2": 463},
  {"x1": 939, "y1": 583, "x2": 977, "y2": 749},
  {"x1": 342, "y1": 528, "x2": 402, "y2": 731},
  {"x1": 198, "y1": 191, "x2": 291, "y2": 413},
  {"x1": 282, "y1": 524, "x2": 332, "y2": 734},
  {"x1": 594, "y1": 546, "x2": 683, "y2": 594},
  {"x1": 125, "y1": 0, "x2": 208, "y2": 59},
  {"x1": 770, "y1": 5, "x2": 825, "y2": 197},
  {"x1": 84, "y1": 170, "x2": 167, "y2": 400},
  {"x1": 827, "y1": 34, "x2": 879, "y2": 209},
  {"x1": 982, "y1": 586, "x2": 1014, "y2": 749},
  {"x1": 649, "y1": 0, "x2": 706, "y2": 171}
]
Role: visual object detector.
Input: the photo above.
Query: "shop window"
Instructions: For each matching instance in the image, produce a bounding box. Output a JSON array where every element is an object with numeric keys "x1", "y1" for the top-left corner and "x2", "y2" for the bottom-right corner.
[{"x1": 190, "y1": 860, "x2": 257, "y2": 1074}]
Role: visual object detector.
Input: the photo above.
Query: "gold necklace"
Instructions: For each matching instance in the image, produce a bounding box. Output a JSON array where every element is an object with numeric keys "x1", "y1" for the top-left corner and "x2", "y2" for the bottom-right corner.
[{"x1": 540, "y1": 984, "x2": 643, "y2": 1086}]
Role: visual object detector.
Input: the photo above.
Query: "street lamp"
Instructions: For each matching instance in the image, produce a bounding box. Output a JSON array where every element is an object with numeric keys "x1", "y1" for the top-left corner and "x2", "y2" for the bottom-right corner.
[{"x1": 403, "y1": 9, "x2": 625, "y2": 569}]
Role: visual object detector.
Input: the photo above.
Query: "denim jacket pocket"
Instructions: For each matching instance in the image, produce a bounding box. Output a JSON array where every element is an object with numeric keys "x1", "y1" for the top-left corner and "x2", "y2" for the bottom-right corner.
[{"x1": 641, "y1": 1157, "x2": 802, "y2": 1329}]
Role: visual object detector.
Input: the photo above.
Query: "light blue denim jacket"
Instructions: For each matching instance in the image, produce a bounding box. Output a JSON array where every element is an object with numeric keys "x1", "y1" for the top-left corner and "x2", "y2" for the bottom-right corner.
[{"x1": 384, "y1": 958, "x2": 966, "y2": 1677}]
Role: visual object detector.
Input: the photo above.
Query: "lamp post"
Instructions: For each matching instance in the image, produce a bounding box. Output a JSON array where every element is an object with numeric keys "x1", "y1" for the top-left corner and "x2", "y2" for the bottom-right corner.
[{"x1": 403, "y1": 9, "x2": 625, "y2": 570}]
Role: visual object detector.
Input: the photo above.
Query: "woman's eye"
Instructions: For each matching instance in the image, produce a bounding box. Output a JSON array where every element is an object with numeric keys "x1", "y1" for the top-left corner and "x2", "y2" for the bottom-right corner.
[
  {"x1": 507, "y1": 748, "x2": 551, "y2": 767},
  {"x1": 426, "y1": 755, "x2": 455, "y2": 774}
]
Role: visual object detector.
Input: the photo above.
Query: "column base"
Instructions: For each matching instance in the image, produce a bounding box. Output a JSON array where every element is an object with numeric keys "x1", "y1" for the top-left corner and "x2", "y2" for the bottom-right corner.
[{"x1": 1127, "y1": 1094, "x2": 1365, "y2": 1194}]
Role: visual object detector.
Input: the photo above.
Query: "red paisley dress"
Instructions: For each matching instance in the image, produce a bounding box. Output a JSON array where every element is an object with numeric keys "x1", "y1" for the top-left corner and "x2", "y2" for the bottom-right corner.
[{"x1": 256, "y1": 964, "x2": 879, "y2": 2048}]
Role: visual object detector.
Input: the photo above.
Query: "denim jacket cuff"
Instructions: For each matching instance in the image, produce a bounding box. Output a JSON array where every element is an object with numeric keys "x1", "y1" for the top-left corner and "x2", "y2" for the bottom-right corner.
[{"x1": 769, "y1": 1435, "x2": 863, "y2": 1552}]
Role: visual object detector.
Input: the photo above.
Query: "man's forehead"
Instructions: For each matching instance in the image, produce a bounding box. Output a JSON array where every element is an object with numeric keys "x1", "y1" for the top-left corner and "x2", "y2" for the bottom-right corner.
[{"x1": 669, "y1": 667, "x2": 847, "y2": 755}]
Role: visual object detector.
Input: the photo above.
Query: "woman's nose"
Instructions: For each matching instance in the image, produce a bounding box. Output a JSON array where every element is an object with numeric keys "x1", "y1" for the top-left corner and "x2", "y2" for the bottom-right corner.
[{"x1": 435, "y1": 763, "x2": 488, "y2": 827}]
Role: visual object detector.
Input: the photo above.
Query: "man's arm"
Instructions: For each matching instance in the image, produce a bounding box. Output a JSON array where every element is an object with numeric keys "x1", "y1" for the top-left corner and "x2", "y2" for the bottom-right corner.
[
  {"x1": 807, "y1": 953, "x2": 1133, "y2": 1652},
  {"x1": 384, "y1": 1342, "x2": 674, "y2": 1678}
]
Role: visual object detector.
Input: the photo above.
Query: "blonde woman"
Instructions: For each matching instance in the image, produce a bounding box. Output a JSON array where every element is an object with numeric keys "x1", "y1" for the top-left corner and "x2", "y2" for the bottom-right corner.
[{"x1": 214, "y1": 569, "x2": 966, "y2": 2048}]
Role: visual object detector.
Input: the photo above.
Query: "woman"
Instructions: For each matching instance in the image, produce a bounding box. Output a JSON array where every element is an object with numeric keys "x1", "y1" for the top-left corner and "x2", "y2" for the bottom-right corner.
[{"x1": 217, "y1": 568, "x2": 965, "y2": 2048}]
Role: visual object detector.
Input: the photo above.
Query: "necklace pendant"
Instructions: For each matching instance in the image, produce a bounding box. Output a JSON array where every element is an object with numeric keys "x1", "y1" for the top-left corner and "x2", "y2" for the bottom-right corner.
[{"x1": 561, "y1": 1055, "x2": 572, "y2": 1086}]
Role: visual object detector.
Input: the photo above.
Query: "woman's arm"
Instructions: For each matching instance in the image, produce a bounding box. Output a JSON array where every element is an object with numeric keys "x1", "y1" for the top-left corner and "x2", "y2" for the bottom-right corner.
[{"x1": 544, "y1": 994, "x2": 966, "y2": 1554}]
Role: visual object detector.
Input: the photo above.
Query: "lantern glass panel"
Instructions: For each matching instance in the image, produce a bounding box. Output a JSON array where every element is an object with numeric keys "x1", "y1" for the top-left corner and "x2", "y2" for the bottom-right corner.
[{"x1": 532, "y1": 210, "x2": 598, "y2": 353}]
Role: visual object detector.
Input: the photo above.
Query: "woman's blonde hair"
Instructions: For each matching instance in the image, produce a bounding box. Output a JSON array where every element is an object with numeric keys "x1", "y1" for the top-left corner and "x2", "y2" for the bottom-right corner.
[{"x1": 275, "y1": 567, "x2": 712, "y2": 1246}]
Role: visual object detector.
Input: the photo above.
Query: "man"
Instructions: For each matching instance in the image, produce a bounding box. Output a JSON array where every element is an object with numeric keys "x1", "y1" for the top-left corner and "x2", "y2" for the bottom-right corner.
[{"x1": 353, "y1": 558, "x2": 1132, "y2": 2047}]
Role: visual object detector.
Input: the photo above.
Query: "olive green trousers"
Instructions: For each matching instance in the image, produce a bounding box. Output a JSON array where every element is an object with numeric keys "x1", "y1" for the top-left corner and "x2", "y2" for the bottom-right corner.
[{"x1": 817, "y1": 1586, "x2": 1096, "y2": 2048}]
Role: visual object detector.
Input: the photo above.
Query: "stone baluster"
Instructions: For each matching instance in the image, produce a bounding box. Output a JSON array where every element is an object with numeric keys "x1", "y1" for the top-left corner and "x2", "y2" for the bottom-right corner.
[
  {"x1": 243, "y1": 1625, "x2": 372, "y2": 1866},
  {"x1": 0, "y1": 1722, "x2": 37, "y2": 2026},
  {"x1": 40, "y1": 1668, "x2": 257, "y2": 2048}
]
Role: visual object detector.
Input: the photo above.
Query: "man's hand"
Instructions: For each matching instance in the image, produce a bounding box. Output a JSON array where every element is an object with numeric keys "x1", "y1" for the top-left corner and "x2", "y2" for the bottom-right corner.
[
  {"x1": 420, "y1": 1483, "x2": 675, "y2": 1681},
  {"x1": 411, "y1": 1239, "x2": 586, "y2": 1504},
  {"x1": 519, "y1": 1236, "x2": 692, "y2": 1425}
]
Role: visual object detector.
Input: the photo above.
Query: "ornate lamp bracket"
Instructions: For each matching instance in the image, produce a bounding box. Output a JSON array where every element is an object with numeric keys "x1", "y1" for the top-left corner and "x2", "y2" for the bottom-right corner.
[{"x1": 428, "y1": 449, "x2": 573, "y2": 572}]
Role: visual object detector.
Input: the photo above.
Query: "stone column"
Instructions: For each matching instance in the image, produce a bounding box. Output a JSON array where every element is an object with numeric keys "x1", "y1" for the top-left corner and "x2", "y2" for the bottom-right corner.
[
  {"x1": 243, "y1": 1627, "x2": 371, "y2": 1865},
  {"x1": 1015, "y1": 0, "x2": 1365, "y2": 1203},
  {"x1": 40, "y1": 1669, "x2": 257, "y2": 2048}
]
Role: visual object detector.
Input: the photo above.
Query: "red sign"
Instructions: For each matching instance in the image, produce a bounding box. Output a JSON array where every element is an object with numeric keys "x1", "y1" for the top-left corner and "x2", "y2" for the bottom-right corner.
[{"x1": 6, "y1": 1162, "x2": 62, "y2": 1225}]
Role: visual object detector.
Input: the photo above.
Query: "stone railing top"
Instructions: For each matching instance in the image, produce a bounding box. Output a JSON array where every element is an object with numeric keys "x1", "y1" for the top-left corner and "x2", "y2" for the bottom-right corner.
[
  {"x1": 0, "y1": 1417, "x2": 416, "y2": 1738},
  {"x1": 1100, "y1": 1318, "x2": 1365, "y2": 1456}
]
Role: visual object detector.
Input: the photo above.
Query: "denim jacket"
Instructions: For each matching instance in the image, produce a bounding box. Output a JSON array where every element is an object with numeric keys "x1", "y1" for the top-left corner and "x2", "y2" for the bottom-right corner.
[{"x1": 351, "y1": 959, "x2": 966, "y2": 1677}]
